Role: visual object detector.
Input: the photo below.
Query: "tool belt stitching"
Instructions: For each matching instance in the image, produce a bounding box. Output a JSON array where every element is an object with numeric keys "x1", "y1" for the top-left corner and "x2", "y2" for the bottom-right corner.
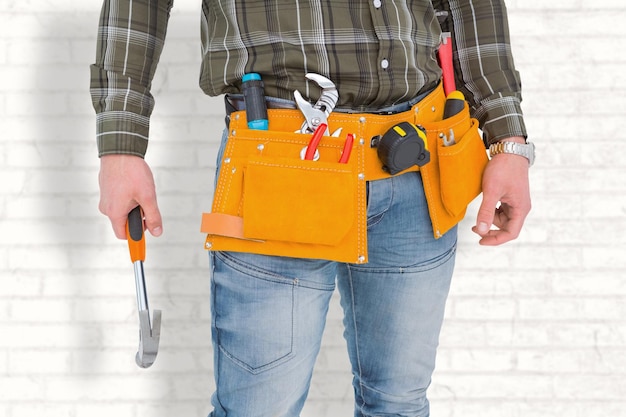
[{"x1": 214, "y1": 139, "x2": 237, "y2": 213}]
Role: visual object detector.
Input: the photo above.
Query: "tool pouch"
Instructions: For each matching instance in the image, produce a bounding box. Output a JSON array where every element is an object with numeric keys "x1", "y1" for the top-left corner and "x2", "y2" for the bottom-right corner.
[
  {"x1": 420, "y1": 100, "x2": 488, "y2": 237},
  {"x1": 201, "y1": 111, "x2": 368, "y2": 264},
  {"x1": 201, "y1": 84, "x2": 488, "y2": 262}
]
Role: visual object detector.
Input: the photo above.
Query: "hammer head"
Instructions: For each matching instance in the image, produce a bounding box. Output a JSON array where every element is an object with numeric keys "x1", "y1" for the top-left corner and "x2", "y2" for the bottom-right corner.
[{"x1": 135, "y1": 309, "x2": 161, "y2": 368}]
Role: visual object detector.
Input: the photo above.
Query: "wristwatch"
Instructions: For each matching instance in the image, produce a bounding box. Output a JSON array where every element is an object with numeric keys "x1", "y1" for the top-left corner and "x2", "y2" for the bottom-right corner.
[{"x1": 489, "y1": 141, "x2": 535, "y2": 167}]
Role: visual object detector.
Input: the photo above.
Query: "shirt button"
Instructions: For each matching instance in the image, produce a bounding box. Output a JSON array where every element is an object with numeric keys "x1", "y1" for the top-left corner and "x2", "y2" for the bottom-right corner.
[
  {"x1": 373, "y1": 0, "x2": 382, "y2": 8},
  {"x1": 381, "y1": 59, "x2": 389, "y2": 69}
]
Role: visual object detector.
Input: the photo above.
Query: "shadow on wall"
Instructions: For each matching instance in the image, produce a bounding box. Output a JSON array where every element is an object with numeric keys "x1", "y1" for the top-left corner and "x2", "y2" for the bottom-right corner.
[{"x1": 15, "y1": 4, "x2": 209, "y2": 413}]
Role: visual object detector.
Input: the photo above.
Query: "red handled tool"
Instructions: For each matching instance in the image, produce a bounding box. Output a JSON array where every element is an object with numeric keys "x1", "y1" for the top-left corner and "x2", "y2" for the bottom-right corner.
[
  {"x1": 339, "y1": 133, "x2": 354, "y2": 163},
  {"x1": 303, "y1": 123, "x2": 327, "y2": 160},
  {"x1": 438, "y1": 32, "x2": 455, "y2": 96},
  {"x1": 126, "y1": 206, "x2": 161, "y2": 368}
]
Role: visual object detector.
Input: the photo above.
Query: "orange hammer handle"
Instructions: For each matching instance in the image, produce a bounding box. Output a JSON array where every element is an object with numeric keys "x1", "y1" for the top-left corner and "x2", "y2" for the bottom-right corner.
[{"x1": 126, "y1": 206, "x2": 146, "y2": 263}]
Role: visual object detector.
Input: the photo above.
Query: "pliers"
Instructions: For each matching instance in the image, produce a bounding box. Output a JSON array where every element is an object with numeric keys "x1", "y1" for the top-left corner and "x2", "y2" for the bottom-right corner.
[{"x1": 294, "y1": 73, "x2": 339, "y2": 136}]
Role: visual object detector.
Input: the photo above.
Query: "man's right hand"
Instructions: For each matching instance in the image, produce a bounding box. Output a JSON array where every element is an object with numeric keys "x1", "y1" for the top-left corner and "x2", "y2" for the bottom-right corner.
[{"x1": 98, "y1": 154, "x2": 163, "y2": 240}]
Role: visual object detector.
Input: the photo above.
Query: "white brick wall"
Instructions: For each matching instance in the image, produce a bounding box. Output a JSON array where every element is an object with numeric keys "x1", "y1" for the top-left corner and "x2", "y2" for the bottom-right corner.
[{"x1": 1, "y1": 1, "x2": 624, "y2": 416}]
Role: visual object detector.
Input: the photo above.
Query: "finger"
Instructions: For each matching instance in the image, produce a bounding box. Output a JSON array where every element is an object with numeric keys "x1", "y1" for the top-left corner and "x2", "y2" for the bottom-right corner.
[
  {"x1": 473, "y1": 193, "x2": 500, "y2": 237},
  {"x1": 479, "y1": 208, "x2": 525, "y2": 246},
  {"x1": 477, "y1": 223, "x2": 519, "y2": 246},
  {"x1": 112, "y1": 213, "x2": 131, "y2": 240},
  {"x1": 138, "y1": 197, "x2": 163, "y2": 237},
  {"x1": 99, "y1": 199, "x2": 136, "y2": 240}
]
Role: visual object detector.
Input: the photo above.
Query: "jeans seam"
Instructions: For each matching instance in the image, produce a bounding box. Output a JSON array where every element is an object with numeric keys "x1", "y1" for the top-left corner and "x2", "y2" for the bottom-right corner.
[
  {"x1": 347, "y1": 266, "x2": 369, "y2": 415},
  {"x1": 350, "y1": 241, "x2": 457, "y2": 273},
  {"x1": 366, "y1": 178, "x2": 394, "y2": 229},
  {"x1": 212, "y1": 252, "x2": 298, "y2": 374}
]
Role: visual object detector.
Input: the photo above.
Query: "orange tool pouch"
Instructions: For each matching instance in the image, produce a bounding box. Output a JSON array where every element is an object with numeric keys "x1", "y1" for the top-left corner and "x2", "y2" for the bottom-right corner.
[{"x1": 200, "y1": 83, "x2": 487, "y2": 263}]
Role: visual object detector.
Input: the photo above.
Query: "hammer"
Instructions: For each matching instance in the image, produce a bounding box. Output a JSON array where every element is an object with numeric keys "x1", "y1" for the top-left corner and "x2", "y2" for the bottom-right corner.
[{"x1": 126, "y1": 206, "x2": 162, "y2": 368}]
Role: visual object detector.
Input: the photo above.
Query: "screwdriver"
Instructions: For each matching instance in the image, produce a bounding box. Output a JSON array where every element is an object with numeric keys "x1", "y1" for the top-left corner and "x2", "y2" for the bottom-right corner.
[
  {"x1": 242, "y1": 73, "x2": 269, "y2": 130},
  {"x1": 443, "y1": 90, "x2": 465, "y2": 119}
]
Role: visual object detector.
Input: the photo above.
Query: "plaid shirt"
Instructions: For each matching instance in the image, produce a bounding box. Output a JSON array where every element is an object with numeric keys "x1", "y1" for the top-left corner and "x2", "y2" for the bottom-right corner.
[{"x1": 90, "y1": 0, "x2": 527, "y2": 157}]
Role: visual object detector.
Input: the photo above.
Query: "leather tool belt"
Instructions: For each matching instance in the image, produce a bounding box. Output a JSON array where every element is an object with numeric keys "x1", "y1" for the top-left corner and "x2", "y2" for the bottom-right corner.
[{"x1": 200, "y1": 83, "x2": 487, "y2": 263}]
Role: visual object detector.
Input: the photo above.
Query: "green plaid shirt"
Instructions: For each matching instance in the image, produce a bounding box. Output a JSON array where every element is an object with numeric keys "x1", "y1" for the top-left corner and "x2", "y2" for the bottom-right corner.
[{"x1": 90, "y1": 0, "x2": 527, "y2": 157}]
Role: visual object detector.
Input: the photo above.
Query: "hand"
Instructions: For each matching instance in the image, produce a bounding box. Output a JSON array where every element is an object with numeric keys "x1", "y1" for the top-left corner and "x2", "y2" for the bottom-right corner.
[
  {"x1": 472, "y1": 137, "x2": 531, "y2": 246},
  {"x1": 98, "y1": 154, "x2": 163, "y2": 239}
]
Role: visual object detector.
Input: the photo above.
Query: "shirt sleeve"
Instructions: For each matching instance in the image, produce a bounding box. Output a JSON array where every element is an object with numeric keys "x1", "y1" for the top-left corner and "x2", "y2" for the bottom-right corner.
[
  {"x1": 434, "y1": 0, "x2": 527, "y2": 145},
  {"x1": 90, "y1": 0, "x2": 173, "y2": 157}
]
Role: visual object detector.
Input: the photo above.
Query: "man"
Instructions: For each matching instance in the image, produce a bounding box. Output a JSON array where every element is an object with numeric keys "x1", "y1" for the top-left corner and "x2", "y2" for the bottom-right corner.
[{"x1": 91, "y1": 1, "x2": 532, "y2": 416}]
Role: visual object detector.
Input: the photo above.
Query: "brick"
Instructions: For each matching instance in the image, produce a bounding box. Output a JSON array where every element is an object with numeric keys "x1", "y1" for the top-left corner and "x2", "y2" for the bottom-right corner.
[
  {"x1": 0, "y1": 272, "x2": 42, "y2": 297},
  {"x1": 433, "y1": 374, "x2": 553, "y2": 399},
  {"x1": 75, "y1": 404, "x2": 136, "y2": 417},
  {"x1": 583, "y1": 246, "x2": 626, "y2": 269},
  {"x1": 443, "y1": 348, "x2": 516, "y2": 372},
  {"x1": 452, "y1": 297, "x2": 517, "y2": 320},
  {"x1": 6, "y1": 195, "x2": 68, "y2": 218},
  {"x1": 554, "y1": 375, "x2": 626, "y2": 400},
  {"x1": 0, "y1": 39, "x2": 7, "y2": 65},
  {"x1": 8, "y1": 246, "x2": 71, "y2": 270},
  {"x1": 0, "y1": 323, "x2": 102, "y2": 348},
  {"x1": 12, "y1": 404, "x2": 76, "y2": 417},
  {"x1": 136, "y1": 402, "x2": 208, "y2": 417},
  {"x1": 22, "y1": 169, "x2": 97, "y2": 195},
  {"x1": 9, "y1": 298, "x2": 73, "y2": 322},
  {"x1": 4, "y1": 92, "x2": 70, "y2": 116},
  {"x1": 8, "y1": 350, "x2": 73, "y2": 374},
  {"x1": 302, "y1": 401, "x2": 354, "y2": 417},
  {"x1": 553, "y1": 271, "x2": 626, "y2": 296},
  {"x1": 46, "y1": 375, "x2": 171, "y2": 401},
  {"x1": 0, "y1": 376, "x2": 46, "y2": 400},
  {"x1": 73, "y1": 298, "x2": 135, "y2": 323},
  {"x1": 0, "y1": 169, "x2": 26, "y2": 194},
  {"x1": 6, "y1": 142, "x2": 72, "y2": 168},
  {"x1": 7, "y1": 39, "x2": 73, "y2": 65},
  {"x1": 0, "y1": 219, "x2": 91, "y2": 245}
]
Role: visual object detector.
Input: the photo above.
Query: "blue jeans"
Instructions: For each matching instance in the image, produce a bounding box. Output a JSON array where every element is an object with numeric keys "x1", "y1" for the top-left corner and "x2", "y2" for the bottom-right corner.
[{"x1": 208, "y1": 171, "x2": 457, "y2": 417}]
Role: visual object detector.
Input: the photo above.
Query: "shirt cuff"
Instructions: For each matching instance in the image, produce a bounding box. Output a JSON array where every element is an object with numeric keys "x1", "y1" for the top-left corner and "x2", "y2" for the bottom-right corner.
[
  {"x1": 95, "y1": 111, "x2": 150, "y2": 158},
  {"x1": 474, "y1": 95, "x2": 528, "y2": 145}
]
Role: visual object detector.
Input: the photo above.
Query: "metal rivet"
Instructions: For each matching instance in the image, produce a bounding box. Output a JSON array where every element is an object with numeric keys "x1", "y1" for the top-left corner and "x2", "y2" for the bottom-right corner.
[
  {"x1": 205, "y1": 242, "x2": 212, "y2": 249},
  {"x1": 231, "y1": 168, "x2": 237, "y2": 174},
  {"x1": 234, "y1": 114, "x2": 240, "y2": 120},
  {"x1": 431, "y1": 106, "x2": 436, "y2": 112},
  {"x1": 439, "y1": 132, "x2": 445, "y2": 138},
  {"x1": 358, "y1": 255, "x2": 365, "y2": 263},
  {"x1": 257, "y1": 144, "x2": 265, "y2": 151},
  {"x1": 224, "y1": 158, "x2": 231, "y2": 164},
  {"x1": 358, "y1": 173, "x2": 365, "y2": 180},
  {"x1": 359, "y1": 116, "x2": 366, "y2": 124},
  {"x1": 231, "y1": 129, "x2": 236, "y2": 136},
  {"x1": 359, "y1": 138, "x2": 365, "y2": 145}
]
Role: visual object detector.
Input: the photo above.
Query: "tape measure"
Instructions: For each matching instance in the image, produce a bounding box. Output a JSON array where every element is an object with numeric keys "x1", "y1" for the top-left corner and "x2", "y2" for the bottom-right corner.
[{"x1": 377, "y1": 122, "x2": 430, "y2": 175}]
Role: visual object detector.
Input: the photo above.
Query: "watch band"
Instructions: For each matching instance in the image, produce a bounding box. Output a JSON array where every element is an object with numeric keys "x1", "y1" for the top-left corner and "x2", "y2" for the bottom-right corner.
[{"x1": 489, "y1": 141, "x2": 535, "y2": 167}]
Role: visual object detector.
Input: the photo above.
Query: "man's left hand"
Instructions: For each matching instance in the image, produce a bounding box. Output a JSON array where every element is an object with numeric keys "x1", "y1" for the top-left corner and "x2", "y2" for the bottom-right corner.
[{"x1": 473, "y1": 136, "x2": 531, "y2": 246}]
